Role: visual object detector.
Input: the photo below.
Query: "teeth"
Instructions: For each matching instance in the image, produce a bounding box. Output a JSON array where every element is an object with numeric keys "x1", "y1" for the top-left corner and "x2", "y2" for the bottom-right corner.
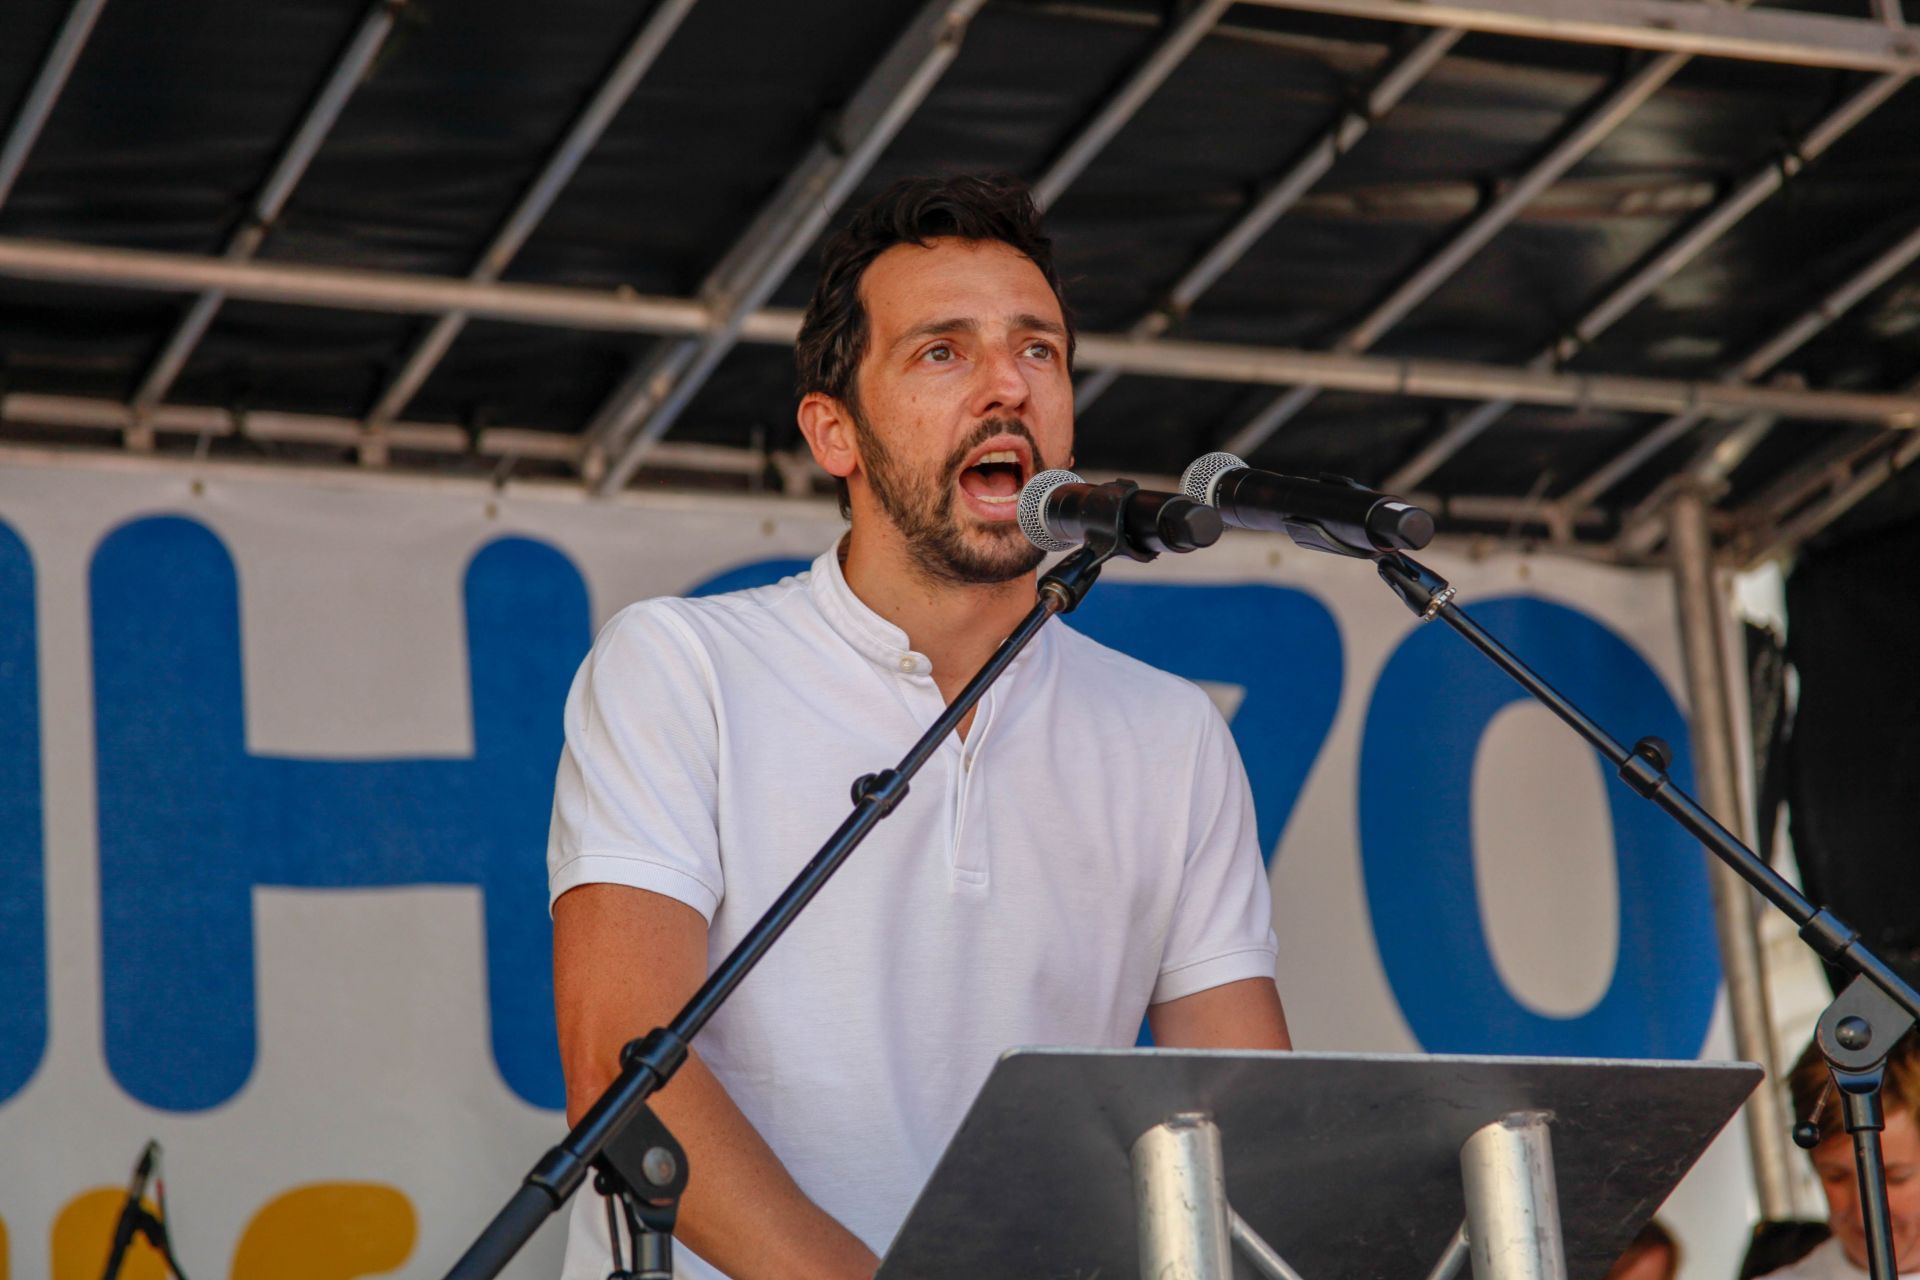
[
  {"x1": 974, "y1": 493, "x2": 1016, "y2": 505},
  {"x1": 975, "y1": 449, "x2": 1020, "y2": 466}
]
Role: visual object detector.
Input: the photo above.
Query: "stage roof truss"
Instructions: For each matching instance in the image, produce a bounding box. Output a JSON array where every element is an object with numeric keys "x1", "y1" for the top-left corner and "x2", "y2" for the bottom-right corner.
[{"x1": 0, "y1": 0, "x2": 1915, "y2": 562}]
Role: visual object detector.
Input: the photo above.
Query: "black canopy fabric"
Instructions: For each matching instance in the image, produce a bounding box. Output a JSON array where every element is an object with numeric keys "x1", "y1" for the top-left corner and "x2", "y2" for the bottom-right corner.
[
  {"x1": 0, "y1": 0, "x2": 1916, "y2": 553},
  {"x1": 1786, "y1": 515, "x2": 1920, "y2": 992}
]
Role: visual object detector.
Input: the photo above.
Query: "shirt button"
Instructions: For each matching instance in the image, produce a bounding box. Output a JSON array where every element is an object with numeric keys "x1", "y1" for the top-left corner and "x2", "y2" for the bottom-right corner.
[{"x1": 897, "y1": 656, "x2": 915, "y2": 673}]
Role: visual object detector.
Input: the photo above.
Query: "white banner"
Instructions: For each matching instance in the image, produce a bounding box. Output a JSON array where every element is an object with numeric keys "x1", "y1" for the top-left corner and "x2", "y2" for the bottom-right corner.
[{"x1": 0, "y1": 454, "x2": 1751, "y2": 1279}]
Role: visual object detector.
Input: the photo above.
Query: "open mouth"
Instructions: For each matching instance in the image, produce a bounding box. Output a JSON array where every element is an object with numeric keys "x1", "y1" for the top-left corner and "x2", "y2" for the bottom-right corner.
[{"x1": 956, "y1": 447, "x2": 1029, "y2": 509}]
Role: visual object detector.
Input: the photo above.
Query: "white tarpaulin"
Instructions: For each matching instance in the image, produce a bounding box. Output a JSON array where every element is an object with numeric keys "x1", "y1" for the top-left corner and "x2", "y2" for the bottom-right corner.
[{"x1": 0, "y1": 453, "x2": 1751, "y2": 1279}]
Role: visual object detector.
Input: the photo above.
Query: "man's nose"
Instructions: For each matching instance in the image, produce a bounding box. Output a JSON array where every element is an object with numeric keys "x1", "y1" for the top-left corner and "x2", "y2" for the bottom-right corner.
[{"x1": 972, "y1": 345, "x2": 1031, "y2": 415}]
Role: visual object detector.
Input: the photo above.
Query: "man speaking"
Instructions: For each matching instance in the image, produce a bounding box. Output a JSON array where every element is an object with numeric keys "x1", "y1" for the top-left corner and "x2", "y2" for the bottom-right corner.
[{"x1": 546, "y1": 174, "x2": 1289, "y2": 1279}]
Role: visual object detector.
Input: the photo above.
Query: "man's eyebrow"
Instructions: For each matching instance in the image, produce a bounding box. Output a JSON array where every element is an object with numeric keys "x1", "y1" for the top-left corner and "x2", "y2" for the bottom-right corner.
[
  {"x1": 891, "y1": 317, "x2": 978, "y2": 352},
  {"x1": 1014, "y1": 313, "x2": 1068, "y2": 339}
]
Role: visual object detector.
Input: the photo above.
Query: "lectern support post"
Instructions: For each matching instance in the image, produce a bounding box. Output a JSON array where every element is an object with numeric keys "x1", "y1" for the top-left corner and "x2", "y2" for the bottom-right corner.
[
  {"x1": 1460, "y1": 1111, "x2": 1569, "y2": 1280},
  {"x1": 1131, "y1": 1111, "x2": 1233, "y2": 1280}
]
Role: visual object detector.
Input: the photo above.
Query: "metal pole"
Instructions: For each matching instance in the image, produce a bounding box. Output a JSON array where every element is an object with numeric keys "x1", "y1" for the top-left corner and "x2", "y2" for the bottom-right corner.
[
  {"x1": 1579, "y1": 218, "x2": 1920, "y2": 519},
  {"x1": 1083, "y1": 0, "x2": 1401, "y2": 409},
  {"x1": 129, "y1": 0, "x2": 403, "y2": 426},
  {"x1": 1132, "y1": 1112, "x2": 1233, "y2": 1280},
  {"x1": 1741, "y1": 429, "x2": 1920, "y2": 567},
  {"x1": 586, "y1": 0, "x2": 987, "y2": 492},
  {"x1": 0, "y1": 0, "x2": 110, "y2": 209},
  {"x1": 595, "y1": 0, "x2": 1229, "y2": 492},
  {"x1": 1667, "y1": 488, "x2": 1797, "y2": 1218},
  {"x1": 1459, "y1": 1112, "x2": 1567, "y2": 1280},
  {"x1": 1227, "y1": 1209, "x2": 1308, "y2": 1280},
  {"x1": 363, "y1": 0, "x2": 701, "y2": 429},
  {"x1": 2, "y1": 236, "x2": 1918, "y2": 426},
  {"x1": 1225, "y1": 42, "x2": 1701, "y2": 455},
  {"x1": 1030, "y1": 0, "x2": 1235, "y2": 211},
  {"x1": 1423, "y1": 1220, "x2": 1473, "y2": 1280},
  {"x1": 1386, "y1": 70, "x2": 1911, "y2": 492},
  {"x1": 1236, "y1": 0, "x2": 1920, "y2": 73}
]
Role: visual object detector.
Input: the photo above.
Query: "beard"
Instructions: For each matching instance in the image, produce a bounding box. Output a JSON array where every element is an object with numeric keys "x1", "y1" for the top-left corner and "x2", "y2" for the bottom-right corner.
[{"x1": 852, "y1": 408, "x2": 1050, "y2": 586}]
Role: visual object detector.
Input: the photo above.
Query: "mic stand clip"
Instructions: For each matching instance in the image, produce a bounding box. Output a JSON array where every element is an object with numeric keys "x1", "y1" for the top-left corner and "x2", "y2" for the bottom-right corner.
[{"x1": 1372, "y1": 550, "x2": 1919, "y2": 1280}]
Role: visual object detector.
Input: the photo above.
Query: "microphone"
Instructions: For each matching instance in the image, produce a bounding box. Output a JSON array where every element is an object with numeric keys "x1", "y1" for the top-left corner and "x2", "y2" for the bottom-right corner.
[
  {"x1": 1179, "y1": 452, "x2": 1434, "y2": 557},
  {"x1": 103, "y1": 1141, "x2": 160, "y2": 1280},
  {"x1": 1018, "y1": 469, "x2": 1222, "y2": 558}
]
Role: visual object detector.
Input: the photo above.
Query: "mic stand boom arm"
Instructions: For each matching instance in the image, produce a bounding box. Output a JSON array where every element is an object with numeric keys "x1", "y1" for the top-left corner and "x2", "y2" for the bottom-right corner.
[
  {"x1": 1375, "y1": 552, "x2": 1920, "y2": 1280},
  {"x1": 441, "y1": 516, "x2": 1132, "y2": 1280}
]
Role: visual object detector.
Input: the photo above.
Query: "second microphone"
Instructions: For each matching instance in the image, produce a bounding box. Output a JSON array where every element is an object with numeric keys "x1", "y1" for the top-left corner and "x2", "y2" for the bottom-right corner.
[{"x1": 1018, "y1": 469, "x2": 1222, "y2": 558}]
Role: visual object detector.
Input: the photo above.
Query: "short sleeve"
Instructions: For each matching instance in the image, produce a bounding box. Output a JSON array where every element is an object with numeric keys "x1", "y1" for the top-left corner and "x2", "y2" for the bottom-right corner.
[
  {"x1": 546, "y1": 601, "x2": 724, "y2": 920},
  {"x1": 1151, "y1": 696, "x2": 1279, "y2": 1004}
]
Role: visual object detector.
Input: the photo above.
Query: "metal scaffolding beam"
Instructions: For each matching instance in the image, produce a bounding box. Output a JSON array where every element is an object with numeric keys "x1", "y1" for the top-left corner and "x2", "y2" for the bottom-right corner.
[
  {"x1": 1722, "y1": 373, "x2": 1920, "y2": 564},
  {"x1": 128, "y1": 0, "x2": 402, "y2": 436},
  {"x1": 1667, "y1": 487, "x2": 1797, "y2": 1218},
  {"x1": 361, "y1": 0, "x2": 700, "y2": 436},
  {"x1": 1222, "y1": 40, "x2": 1699, "y2": 459},
  {"x1": 589, "y1": 0, "x2": 1235, "y2": 494},
  {"x1": 1383, "y1": 69, "x2": 1910, "y2": 491},
  {"x1": 584, "y1": 0, "x2": 989, "y2": 495},
  {"x1": 0, "y1": 389, "x2": 1625, "y2": 538},
  {"x1": 1074, "y1": 25, "x2": 1462, "y2": 414},
  {"x1": 1741, "y1": 428, "x2": 1920, "y2": 565},
  {"x1": 0, "y1": 0, "x2": 109, "y2": 209},
  {"x1": 1031, "y1": 0, "x2": 1235, "y2": 210},
  {"x1": 1566, "y1": 218, "x2": 1920, "y2": 515},
  {"x1": 4, "y1": 233, "x2": 1918, "y2": 426},
  {"x1": 1239, "y1": 0, "x2": 1920, "y2": 73}
]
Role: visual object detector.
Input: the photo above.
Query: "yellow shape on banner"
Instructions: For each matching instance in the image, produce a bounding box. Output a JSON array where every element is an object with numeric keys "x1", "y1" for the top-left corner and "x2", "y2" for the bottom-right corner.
[
  {"x1": 231, "y1": 1183, "x2": 415, "y2": 1280},
  {"x1": 51, "y1": 1189, "x2": 168, "y2": 1280}
]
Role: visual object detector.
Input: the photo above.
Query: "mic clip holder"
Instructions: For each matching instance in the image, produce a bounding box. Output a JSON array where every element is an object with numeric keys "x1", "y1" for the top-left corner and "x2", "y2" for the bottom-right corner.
[
  {"x1": 1283, "y1": 475, "x2": 1390, "y2": 560},
  {"x1": 591, "y1": 1100, "x2": 688, "y2": 1280}
]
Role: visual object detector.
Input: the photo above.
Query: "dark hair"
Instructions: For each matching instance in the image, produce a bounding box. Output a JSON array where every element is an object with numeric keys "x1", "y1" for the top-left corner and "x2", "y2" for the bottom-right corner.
[{"x1": 794, "y1": 174, "x2": 1076, "y2": 514}]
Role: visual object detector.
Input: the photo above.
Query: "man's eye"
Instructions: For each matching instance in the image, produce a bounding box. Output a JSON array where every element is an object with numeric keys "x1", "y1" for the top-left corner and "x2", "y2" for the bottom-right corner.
[
  {"x1": 1025, "y1": 341, "x2": 1056, "y2": 360},
  {"x1": 923, "y1": 344, "x2": 954, "y2": 363}
]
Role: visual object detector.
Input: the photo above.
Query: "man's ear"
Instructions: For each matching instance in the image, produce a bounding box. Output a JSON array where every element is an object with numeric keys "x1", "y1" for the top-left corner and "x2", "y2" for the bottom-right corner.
[{"x1": 796, "y1": 392, "x2": 860, "y2": 481}]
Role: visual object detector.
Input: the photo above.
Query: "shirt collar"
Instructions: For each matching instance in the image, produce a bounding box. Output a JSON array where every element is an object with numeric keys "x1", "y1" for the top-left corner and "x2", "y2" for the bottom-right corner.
[
  {"x1": 805, "y1": 539, "x2": 1051, "y2": 680},
  {"x1": 808, "y1": 541, "x2": 932, "y2": 677}
]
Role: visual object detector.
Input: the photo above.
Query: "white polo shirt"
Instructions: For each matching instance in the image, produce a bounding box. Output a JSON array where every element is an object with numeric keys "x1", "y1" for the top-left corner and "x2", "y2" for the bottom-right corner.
[{"x1": 548, "y1": 544, "x2": 1278, "y2": 1279}]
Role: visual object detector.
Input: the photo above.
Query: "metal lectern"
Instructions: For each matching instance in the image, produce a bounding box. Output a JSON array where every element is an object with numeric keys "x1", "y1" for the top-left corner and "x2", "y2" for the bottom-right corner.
[{"x1": 878, "y1": 1049, "x2": 1760, "y2": 1280}]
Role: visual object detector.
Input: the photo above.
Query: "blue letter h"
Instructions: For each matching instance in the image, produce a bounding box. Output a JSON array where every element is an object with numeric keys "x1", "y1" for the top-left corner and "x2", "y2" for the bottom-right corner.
[{"x1": 92, "y1": 516, "x2": 586, "y2": 1111}]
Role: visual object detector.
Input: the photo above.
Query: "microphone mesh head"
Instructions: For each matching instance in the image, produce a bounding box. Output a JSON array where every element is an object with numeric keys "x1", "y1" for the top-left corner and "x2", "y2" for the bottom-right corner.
[
  {"x1": 1179, "y1": 452, "x2": 1248, "y2": 506},
  {"x1": 1017, "y1": 468, "x2": 1083, "y2": 552}
]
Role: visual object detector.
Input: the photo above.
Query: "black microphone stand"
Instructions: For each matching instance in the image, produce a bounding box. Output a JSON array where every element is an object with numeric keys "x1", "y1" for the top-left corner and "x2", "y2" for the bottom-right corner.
[
  {"x1": 1372, "y1": 550, "x2": 1920, "y2": 1280},
  {"x1": 102, "y1": 1141, "x2": 191, "y2": 1280},
  {"x1": 441, "y1": 496, "x2": 1147, "y2": 1280}
]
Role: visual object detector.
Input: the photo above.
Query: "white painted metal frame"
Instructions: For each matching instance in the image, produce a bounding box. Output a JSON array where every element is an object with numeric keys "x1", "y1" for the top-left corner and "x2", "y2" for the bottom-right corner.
[
  {"x1": 1384, "y1": 71, "x2": 1912, "y2": 492},
  {"x1": 0, "y1": 0, "x2": 1911, "y2": 565},
  {"x1": 360, "y1": 0, "x2": 701, "y2": 437},
  {"x1": 4, "y1": 234, "x2": 1917, "y2": 428},
  {"x1": 1073, "y1": 25, "x2": 1463, "y2": 413},
  {"x1": 128, "y1": 0, "x2": 403, "y2": 439},
  {"x1": 583, "y1": 0, "x2": 991, "y2": 494},
  {"x1": 0, "y1": 0, "x2": 108, "y2": 210},
  {"x1": 586, "y1": 0, "x2": 1239, "y2": 494},
  {"x1": 1221, "y1": 38, "x2": 1707, "y2": 460},
  {"x1": 1589, "y1": 220, "x2": 1920, "y2": 556},
  {"x1": 1239, "y1": 0, "x2": 1920, "y2": 74}
]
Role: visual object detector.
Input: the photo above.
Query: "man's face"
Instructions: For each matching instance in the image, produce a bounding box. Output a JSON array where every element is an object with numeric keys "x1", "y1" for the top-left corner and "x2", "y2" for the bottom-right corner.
[
  {"x1": 1811, "y1": 1104, "x2": 1920, "y2": 1271},
  {"x1": 842, "y1": 236, "x2": 1073, "y2": 585}
]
